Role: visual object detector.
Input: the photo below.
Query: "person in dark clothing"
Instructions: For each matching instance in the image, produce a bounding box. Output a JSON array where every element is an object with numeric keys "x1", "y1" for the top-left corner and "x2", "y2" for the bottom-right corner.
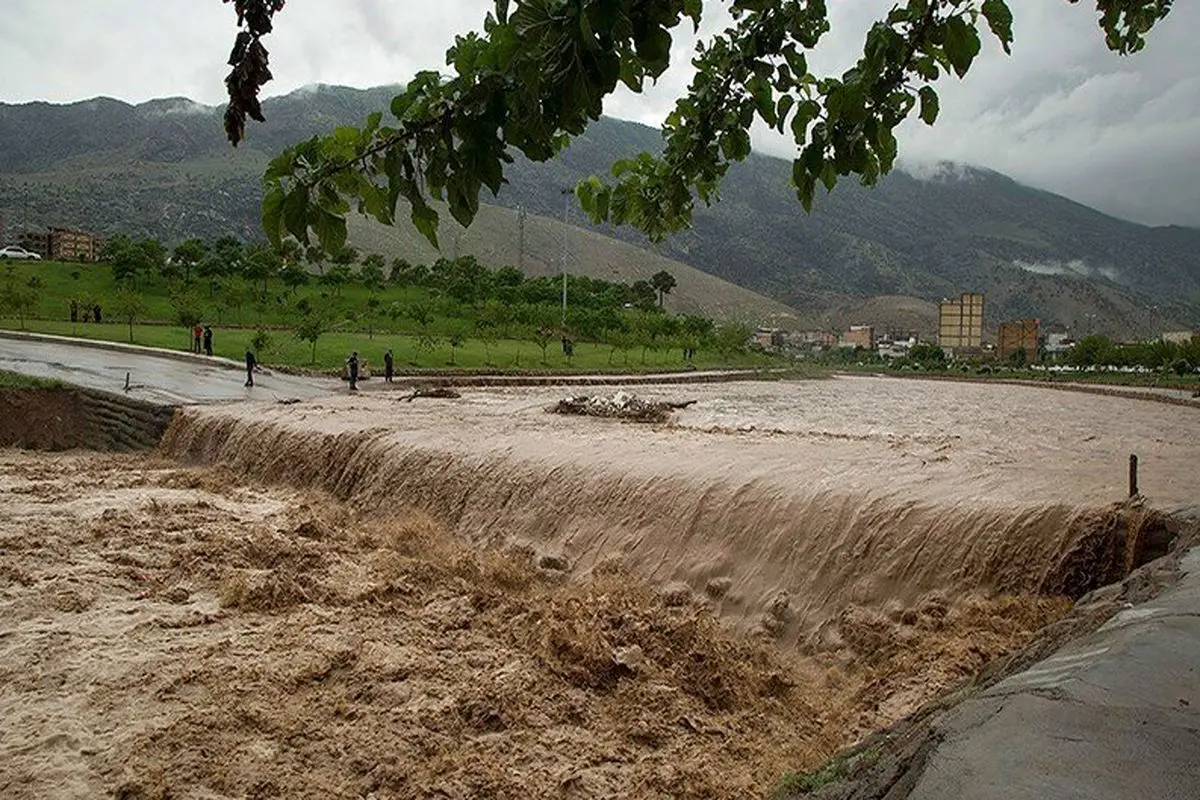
[
  {"x1": 202, "y1": 326, "x2": 213, "y2": 357},
  {"x1": 244, "y1": 349, "x2": 257, "y2": 387},
  {"x1": 383, "y1": 349, "x2": 394, "y2": 383},
  {"x1": 70, "y1": 301, "x2": 78, "y2": 323},
  {"x1": 93, "y1": 304, "x2": 102, "y2": 323},
  {"x1": 346, "y1": 351, "x2": 360, "y2": 391}
]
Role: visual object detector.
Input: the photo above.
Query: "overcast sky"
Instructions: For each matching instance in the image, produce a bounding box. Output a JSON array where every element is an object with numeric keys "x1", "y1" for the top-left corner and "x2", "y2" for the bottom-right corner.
[{"x1": 1, "y1": 1, "x2": 1196, "y2": 227}]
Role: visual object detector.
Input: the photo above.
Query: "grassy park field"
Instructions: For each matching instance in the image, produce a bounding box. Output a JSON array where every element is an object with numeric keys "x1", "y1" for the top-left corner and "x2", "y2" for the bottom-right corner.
[{"x1": 0, "y1": 259, "x2": 776, "y2": 373}]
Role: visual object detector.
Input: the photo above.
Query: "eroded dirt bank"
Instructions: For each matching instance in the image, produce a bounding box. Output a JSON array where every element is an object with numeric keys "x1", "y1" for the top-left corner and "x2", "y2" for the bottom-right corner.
[
  {"x1": 0, "y1": 451, "x2": 1072, "y2": 799},
  {"x1": 0, "y1": 386, "x2": 173, "y2": 451},
  {"x1": 160, "y1": 378, "x2": 1195, "y2": 641}
]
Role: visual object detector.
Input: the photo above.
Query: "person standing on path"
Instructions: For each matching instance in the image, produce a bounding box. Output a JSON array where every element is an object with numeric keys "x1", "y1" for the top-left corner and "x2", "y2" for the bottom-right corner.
[
  {"x1": 346, "y1": 351, "x2": 360, "y2": 392},
  {"x1": 244, "y1": 349, "x2": 257, "y2": 387},
  {"x1": 383, "y1": 349, "x2": 394, "y2": 383},
  {"x1": 202, "y1": 326, "x2": 213, "y2": 357},
  {"x1": 192, "y1": 324, "x2": 203, "y2": 353}
]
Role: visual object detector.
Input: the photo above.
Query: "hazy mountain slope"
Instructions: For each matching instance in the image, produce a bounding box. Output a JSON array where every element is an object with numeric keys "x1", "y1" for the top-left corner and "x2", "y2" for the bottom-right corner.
[
  {"x1": 346, "y1": 208, "x2": 805, "y2": 323},
  {"x1": 2, "y1": 84, "x2": 1198, "y2": 337}
]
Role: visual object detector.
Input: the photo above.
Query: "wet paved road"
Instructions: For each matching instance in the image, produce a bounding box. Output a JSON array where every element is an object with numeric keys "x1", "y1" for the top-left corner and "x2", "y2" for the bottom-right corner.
[{"x1": 0, "y1": 334, "x2": 336, "y2": 404}]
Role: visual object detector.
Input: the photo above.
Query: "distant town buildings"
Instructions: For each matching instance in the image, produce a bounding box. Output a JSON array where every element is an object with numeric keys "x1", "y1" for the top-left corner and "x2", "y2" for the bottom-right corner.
[
  {"x1": 753, "y1": 328, "x2": 785, "y2": 350},
  {"x1": 839, "y1": 325, "x2": 875, "y2": 349},
  {"x1": 938, "y1": 292, "x2": 984, "y2": 350},
  {"x1": 1162, "y1": 330, "x2": 1198, "y2": 345},
  {"x1": 997, "y1": 318, "x2": 1040, "y2": 363},
  {"x1": 792, "y1": 330, "x2": 838, "y2": 349},
  {"x1": 1043, "y1": 323, "x2": 1075, "y2": 358},
  {"x1": 15, "y1": 226, "x2": 103, "y2": 262}
]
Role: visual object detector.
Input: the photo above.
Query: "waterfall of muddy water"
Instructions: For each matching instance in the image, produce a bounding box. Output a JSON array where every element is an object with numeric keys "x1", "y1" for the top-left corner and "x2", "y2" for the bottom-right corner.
[{"x1": 161, "y1": 376, "x2": 1198, "y2": 642}]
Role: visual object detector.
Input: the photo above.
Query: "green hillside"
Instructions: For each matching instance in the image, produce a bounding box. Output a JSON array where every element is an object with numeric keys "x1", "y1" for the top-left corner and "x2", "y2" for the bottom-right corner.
[{"x1": 2, "y1": 85, "x2": 1198, "y2": 338}]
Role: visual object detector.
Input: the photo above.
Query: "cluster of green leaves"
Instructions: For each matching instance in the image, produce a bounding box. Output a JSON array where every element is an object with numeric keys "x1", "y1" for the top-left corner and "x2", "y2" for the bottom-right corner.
[
  {"x1": 260, "y1": 0, "x2": 702, "y2": 255},
  {"x1": 249, "y1": 0, "x2": 1171, "y2": 255}
]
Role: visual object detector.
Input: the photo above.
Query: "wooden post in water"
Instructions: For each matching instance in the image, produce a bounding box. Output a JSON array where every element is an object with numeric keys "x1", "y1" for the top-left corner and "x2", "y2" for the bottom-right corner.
[{"x1": 1129, "y1": 454, "x2": 1139, "y2": 498}]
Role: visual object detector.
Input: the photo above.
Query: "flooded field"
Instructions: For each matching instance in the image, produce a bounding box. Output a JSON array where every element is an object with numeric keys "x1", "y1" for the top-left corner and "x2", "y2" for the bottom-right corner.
[{"x1": 1, "y1": 376, "x2": 1196, "y2": 798}]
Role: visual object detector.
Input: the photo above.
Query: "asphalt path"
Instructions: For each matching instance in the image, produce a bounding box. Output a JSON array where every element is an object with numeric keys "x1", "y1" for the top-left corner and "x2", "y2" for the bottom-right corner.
[{"x1": 0, "y1": 334, "x2": 336, "y2": 404}]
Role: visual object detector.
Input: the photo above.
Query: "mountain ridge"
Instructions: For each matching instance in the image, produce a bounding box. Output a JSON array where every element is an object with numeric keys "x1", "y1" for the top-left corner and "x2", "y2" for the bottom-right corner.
[{"x1": 1, "y1": 84, "x2": 1198, "y2": 338}]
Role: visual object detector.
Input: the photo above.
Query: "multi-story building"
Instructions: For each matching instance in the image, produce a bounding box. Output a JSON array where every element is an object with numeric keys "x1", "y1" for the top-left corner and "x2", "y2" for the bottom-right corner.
[
  {"x1": 998, "y1": 318, "x2": 1040, "y2": 363},
  {"x1": 792, "y1": 330, "x2": 838, "y2": 350},
  {"x1": 14, "y1": 226, "x2": 102, "y2": 261},
  {"x1": 17, "y1": 230, "x2": 50, "y2": 259},
  {"x1": 938, "y1": 292, "x2": 984, "y2": 350},
  {"x1": 839, "y1": 325, "x2": 874, "y2": 349},
  {"x1": 49, "y1": 227, "x2": 101, "y2": 262}
]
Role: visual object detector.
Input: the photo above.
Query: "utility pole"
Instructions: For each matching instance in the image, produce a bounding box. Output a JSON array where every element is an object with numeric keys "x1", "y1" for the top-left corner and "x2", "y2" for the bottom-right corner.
[
  {"x1": 561, "y1": 188, "x2": 571, "y2": 326},
  {"x1": 517, "y1": 205, "x2": 526, "y2": 273}
]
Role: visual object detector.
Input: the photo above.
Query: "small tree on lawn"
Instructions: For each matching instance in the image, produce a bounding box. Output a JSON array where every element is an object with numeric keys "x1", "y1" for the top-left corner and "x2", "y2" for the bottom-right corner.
[
  {"x1": 364, "y1": 296, "x2": 382, "y2": 339},
  {"x1": 606, "y1": 328, "x2": 636, "y2": 366},
  {"x1": 321, "y1": 264, "x2": 352, "y2": 297},
  {"x1": 475, "y1": 317, "x2": 499, "y2": 365},
  {"x1": 221, "y1": 275, "x2": 249, "y2": 325},
  {"x1": 360, "y1": 254, "x2": 386, "y2": 291},
  {"x1": 446, "y1": 322, "x2": 469, "y2": 366},
  {"x1": 279, "y1": 262, "x2": 309, "y2": 294},
  {"x1": 533, "y1": 326, "x2": 554, "y2": 365},
  {"x1": 170, "y1": 288, "x2": 203, "y2": 349},
  {"x1": 173, "y1": 238, "x2": 208, "y2": 285},
  {"x1": 113, "y1": 284, "x2": 146, "y2": 343},
  {"x1": 1, "y1": 268, "x2": 40, "y2": 330},
  {"x1": 408, "y1": 304, "x2": 438, "y2": 363},
  {"x1": 294, "y1": 311, "x2": 329, "y2": 365}
]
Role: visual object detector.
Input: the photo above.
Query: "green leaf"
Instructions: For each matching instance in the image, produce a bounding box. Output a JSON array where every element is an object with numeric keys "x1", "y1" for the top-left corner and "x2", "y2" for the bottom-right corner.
[
  {"x1": 262, "y1": 186, "x2": 284, "y2": 247},
  {"x1": 311, "y1": 207, "x2": 347, "y2": 254},
  {"x1": 283, "y1": 184, "x2": 310, "y2": 244},
  {"x1": 789, "y1": 100, "x2": 820, "y2": 142},
  {"x1": 776, "y1": 95, "x2": 795, "y2": 133},
  {"x1": 918, "y1": 86, "x2": 939, "y2": 125},
  {"x1": 820, "y1": 162, "x2": 838, "y2": 192},
  {"x1": 796, "y1": 170, "x2": 816, "y2": 212},
  {"x1": 411, "y1": 201, "x2": 440, "y2": 248},
  {"x1": 943, "y1": 16, "x2": 981, "y2": 78},
  {"x1": 981, "y1": 0, "x2": 1014, "y2": 54}
]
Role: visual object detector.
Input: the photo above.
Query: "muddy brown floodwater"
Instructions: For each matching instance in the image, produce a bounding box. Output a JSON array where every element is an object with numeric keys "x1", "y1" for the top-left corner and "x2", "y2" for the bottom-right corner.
[{"x1": 1, "y1": 376, "x2": 1196, "y2": 798}]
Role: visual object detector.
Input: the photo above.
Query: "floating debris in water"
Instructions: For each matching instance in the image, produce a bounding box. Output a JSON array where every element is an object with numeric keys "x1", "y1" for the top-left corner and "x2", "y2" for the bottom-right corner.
[{"x1": 548, "y1": 391, "x2": 697, "y2": 423}]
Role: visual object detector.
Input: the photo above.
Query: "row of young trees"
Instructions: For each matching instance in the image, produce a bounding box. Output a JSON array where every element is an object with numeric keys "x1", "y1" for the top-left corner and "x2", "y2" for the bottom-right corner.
[
  {"x1": 1066, "y1": 335, "x2": 1200, "y2": 374},
  {"x1": 87, "y1": 232, "x2": 749, "y2": 365}
]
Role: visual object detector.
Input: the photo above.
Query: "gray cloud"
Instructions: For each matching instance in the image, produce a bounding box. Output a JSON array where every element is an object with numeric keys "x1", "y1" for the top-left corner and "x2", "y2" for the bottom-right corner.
[{"x1": 0, "y1": 1, "x2": 1196, "y2": 227}]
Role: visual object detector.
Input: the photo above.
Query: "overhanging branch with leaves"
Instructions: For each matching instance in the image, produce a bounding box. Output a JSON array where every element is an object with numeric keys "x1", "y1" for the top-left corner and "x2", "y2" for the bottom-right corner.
[{"x1": 222, "y1": 0, "x2": 1173, "y2": 256}]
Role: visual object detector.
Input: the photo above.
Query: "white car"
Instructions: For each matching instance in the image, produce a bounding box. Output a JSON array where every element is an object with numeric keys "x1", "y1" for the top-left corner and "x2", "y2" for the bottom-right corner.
[{"x1": 0, "y1": 246, "x2": 41, "y2": 260}]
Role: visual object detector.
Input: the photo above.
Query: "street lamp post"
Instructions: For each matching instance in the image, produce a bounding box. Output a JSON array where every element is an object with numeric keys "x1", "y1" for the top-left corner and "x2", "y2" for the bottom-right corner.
[{"x1": 560, "y1": 188, "x2": 572, "y2": 326}]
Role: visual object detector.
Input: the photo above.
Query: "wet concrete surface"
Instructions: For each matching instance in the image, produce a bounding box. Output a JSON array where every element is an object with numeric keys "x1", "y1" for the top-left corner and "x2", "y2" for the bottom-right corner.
[
  {"x1": 908, "y1": 547, "x2": 1200, "y2": 800},
  {"x1": 0, "y1": 335, "x2": 336, "y2": 404}
]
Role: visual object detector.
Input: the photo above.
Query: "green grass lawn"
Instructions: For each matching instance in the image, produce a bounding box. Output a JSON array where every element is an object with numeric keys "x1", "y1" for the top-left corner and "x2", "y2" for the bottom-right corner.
[
  {"x1": 0, "y1": 369, "x2": 63, "y2": 390},
  {"x1": 1, "y1": 261, "x2": 779, "y2": 373},
  {"x1": 0, "y1": 317, "x2": 776, "y2": 374}
]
